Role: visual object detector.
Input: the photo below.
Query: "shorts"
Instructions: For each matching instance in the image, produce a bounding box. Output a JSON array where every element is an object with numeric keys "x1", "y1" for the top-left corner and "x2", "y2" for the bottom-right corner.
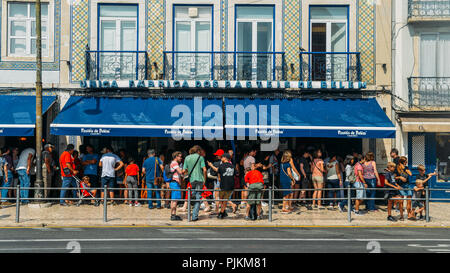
[
  {"x1": 247, "y1": 183, "x2": 263, "y2": 205},
  {"x1": 126, "y1": 175, "x2": 138, "y2": 184},
  {"x1": 214, "y1": 180, "x2": 220, "y2": 190},
  {"x1": 312, "y1": 176, "x2": 324, "y2": 185},
  {"x1": 101, "y1": 176, "x2": 115, "y2": 188},
  {"x1": 353, "y1": 181, "x2": 366, "y2": 199},
  {"x1": 116, "y1": 176, "x2": 125, "y2": 185},
  {"x1": 412, "y1": 200, "x2": 424, "y2": 209},
  {"x1": 170, "y1": 182, "x2": 181, "y2": 200},
  {"x1": 219, "y1": 190, "x2": 233, "y2": 200},
  {"x1": 301, "y1": 177, "x2": 311, "y2": 190}
]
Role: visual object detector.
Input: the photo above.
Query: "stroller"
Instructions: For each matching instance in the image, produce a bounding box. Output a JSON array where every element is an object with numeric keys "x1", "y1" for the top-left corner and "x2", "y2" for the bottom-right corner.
[{"x1": 73, "y1": 176, "x2": 100, "y2": 207}]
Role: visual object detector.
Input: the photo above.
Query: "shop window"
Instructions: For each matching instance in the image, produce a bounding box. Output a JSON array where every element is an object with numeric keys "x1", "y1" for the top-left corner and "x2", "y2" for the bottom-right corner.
[
  {"x1": 436, "y1": 133, "x2": 450, "y2": 183},
  {"x1": 411, "y1": 134, "x2": 426, "y2": 167}
]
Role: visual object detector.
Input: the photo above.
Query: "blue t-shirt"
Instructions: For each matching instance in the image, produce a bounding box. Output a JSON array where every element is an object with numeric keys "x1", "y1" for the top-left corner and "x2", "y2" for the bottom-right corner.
[
  {"x1": 83, "y1": 153, "x2": 99, "y2": 175},
  {"x1": 143, "y1": 156, "x2": 163, "y2": 182}
]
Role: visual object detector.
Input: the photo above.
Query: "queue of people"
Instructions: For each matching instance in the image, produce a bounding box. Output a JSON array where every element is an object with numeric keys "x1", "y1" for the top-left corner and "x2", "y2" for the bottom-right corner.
[{"x1": 0, "y1": 143, "x2": 437, "y2": 222}]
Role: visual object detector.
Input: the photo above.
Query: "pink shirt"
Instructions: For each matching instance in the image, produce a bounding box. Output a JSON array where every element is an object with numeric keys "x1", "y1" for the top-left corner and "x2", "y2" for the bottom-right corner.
[
  {"x1": 170, "y1": 160, "x2": 181, "y2": 183},
  {"x1": 355, "y1": 163, "x2": 364, "y2": 183}
]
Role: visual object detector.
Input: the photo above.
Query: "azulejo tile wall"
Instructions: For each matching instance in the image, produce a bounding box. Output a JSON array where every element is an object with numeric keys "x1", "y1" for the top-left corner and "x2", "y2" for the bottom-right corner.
[
  {"x1": 220, "y1": 0, "x2": 228, "y2": 52},
  {"x1": 358, "y1": 0, "x2": 375, "y2": 85},
  {"x1": 283, "y1": 0, "x2": 301, "y2": 81},
  {"x1": 70, "y1": 0, "x2": 90, "y2": 81},
  {"x1": 147, "y1": 0, "x2": 165, "y2": 75},
  {"x1": 0, "y1": 0, "x2": 61, "y2": 71}
]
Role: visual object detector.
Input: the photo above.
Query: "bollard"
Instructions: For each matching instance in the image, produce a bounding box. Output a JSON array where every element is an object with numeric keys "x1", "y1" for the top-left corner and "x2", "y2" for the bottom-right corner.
[
  {"x1": 347, "y1": 186, "x2": 351, "y2": 223},
  {"x1": 268, "y1": 187, "x2": 272, "y2": 222},
  {"x1": 15, "y1": 185, "x2": 20, "y2": 223},
  {"x1": 187, "y1": 188, "x2": 191, "y2": 222},
  {"x1": 103, "y1": 186, "x2": 107, "y2": 223},
  {"x1": 426, "y1": 186, "x2": 430, "y2": 222}
]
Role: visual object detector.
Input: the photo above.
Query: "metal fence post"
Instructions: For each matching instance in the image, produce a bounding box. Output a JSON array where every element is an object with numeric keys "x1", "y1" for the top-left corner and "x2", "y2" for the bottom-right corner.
[
  {"x1": 15, "y1": 185, "x2": 20, "y2": 223},
  {"x1": 347, "y1": 186, "x2": 351, "y2": 223},
  {"x1": 103, "y1": 186, "x2": 107, "y2": 222},
  {"x1": 426, "y1": 186, "x2": 430, "y2": 222},
  {"x1": 268, "y1": 187, "x2": 272, "y2": 222},
  {"x1": 187, "y1": 188, "x2": 191, "y2": 222}
]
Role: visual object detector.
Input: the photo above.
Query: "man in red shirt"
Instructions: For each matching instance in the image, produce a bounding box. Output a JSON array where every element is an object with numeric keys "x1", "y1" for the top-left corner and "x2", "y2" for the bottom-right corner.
[
  {"x1": 59, "y1": 144, "x2": 79, "y2": 206},
  {"x1": 244, "y1": 165, "x2": 264, "y2": 220}
]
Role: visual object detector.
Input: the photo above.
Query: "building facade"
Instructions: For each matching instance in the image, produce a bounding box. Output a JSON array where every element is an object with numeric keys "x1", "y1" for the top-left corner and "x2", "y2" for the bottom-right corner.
[
  {"x1": 0, "y1": 0, "x2": 395, "y2": 170},
  {"x1": 392, "y1": 0, "x2": 450, "y2": 197}
]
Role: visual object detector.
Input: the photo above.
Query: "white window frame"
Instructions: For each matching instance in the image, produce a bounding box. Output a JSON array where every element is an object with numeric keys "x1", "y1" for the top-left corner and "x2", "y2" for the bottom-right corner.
[
  {"x1": 309, "y1": 18, "x2": 348, "y2": 52},
  {"x1": 7, "y1": 1, "x2": 49, "y2": 57},
  {"x1": 420, "y1": 32, "x2": 450, "y2": 77},
  {"x1": 235, "y1": 17, "x2": 274, "y2": 53},
  {"x1": 98, "y1": 10, "x2": 138, "y2": 51},
  {"x1": 174, "y1": 6, "x2": 212, "y2": 52}
]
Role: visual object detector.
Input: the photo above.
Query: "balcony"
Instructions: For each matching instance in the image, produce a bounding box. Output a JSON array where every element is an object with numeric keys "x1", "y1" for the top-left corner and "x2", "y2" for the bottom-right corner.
[
  {"x1": 299, "y1": 52, "x2": 361, "y2": 82},
  {"x1": 408, "y1": 77, "x2": 450, "y2": 109},
  {"x1": 85, "y1": 50, "x2": 149, "y2": 81},
  {"x1": 408, "y1": 0, "x2": 450, "y2": 21},
  {"x1": 163, "y1": 51, "x2": 286, "y2": 81}
]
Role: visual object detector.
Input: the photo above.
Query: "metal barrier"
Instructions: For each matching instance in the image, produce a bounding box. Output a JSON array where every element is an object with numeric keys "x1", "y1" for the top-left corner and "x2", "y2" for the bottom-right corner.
[{"x1": 0, "y1": 185, "x2": 447, "y2": 224}]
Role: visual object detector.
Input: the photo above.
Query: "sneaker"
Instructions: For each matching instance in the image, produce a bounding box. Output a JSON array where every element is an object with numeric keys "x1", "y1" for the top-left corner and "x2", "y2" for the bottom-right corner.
[
  {"x1": 387, "y1": 216, "x2": 397, "y2": 222},
  {"x1": 217, "y1": 212, "x2": 224, "y2": 219},
  {"x1": 165, "y1": 204, "x2": 170, "y2": 209},
  {"x1": 398, "y1": 216, "x2": 404, "y2": 221},
  {"x1": 244, "y1": 216, "x2": 251, "y2": 221},
  {"x1": 257, "y1": 214, "x2": 263, "y2": 220},
  {"x1": 135, "y1": 202, "x2": 141, "y2": 207},
  {"x1": 354, "y1": 210, "x2": 364, "y2": 216},
  {"x1": 419, "y1": 215, "x2": 425, "y2": 221},
  {"x1": 338, "y1": 205, "x2": 344, "y2": 213},
  {"x1": 129, "y1": 203, "x2": 133, "y2": 207},
  {"x1": 306, "y1": 205, "x2": 313, "y2": 210},
  {"x1": 200, "y1": 203, "x2": 206, "y2": 210},
  {"x1": 170, "y1": 215, "x2": 182, "y2": 221},
  {"x1": 191, "y1": 218, "x2": 199, "y2": 222},
  {"x1": 59, "y1": 203, "x2": 69, "y2": 207},
  {"x1": 223, "y1": 211, "x2": 228, "y2": 218}
]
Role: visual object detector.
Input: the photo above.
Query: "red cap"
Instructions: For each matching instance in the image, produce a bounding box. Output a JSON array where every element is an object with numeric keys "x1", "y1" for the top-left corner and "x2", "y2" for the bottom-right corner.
[{"x1": 213, "y1": 149, "x2": 225, "y2": 156}]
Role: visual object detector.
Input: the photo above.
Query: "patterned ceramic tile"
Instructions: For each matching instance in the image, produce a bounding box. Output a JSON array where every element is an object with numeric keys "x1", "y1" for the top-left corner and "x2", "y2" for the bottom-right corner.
[
  {"x1": 220, "y1": 0, "x2": 228, "y2": 51},
  {"x1": 0, "y1": 0, "x2": 61, "y2": 71},
  {"x1": 283, "y1": 0, "x2": 301, "y2": 81},
  {"x1": 147, "y1": 0, "x2": 165, "y2": 76},
  {"x1": 70, "y1": 0, "x2": 90, "y2": 81},
  {"x1": 358, "y1": 0, "x2": 375, "y2": 84}
]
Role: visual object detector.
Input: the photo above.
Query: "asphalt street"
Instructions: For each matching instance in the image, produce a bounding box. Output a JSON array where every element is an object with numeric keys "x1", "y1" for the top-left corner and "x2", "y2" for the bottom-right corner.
[{"x1": 0, "y1": 227, "x2": 449, "y2": 253}]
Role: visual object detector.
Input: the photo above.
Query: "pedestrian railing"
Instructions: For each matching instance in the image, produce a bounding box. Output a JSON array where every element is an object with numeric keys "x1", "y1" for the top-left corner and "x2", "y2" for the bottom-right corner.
[{"x1": 0, "y1": 185, "x2": 446, "y2": 224}]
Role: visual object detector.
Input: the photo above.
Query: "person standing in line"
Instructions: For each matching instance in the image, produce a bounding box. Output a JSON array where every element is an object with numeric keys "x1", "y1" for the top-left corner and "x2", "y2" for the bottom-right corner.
[
  {"x1": 82, "y1": 144, "x2": 99, "y2": 198},
  {"x1": 395, "y1": 156, "x2": 413, "y2": 219},
  {"x1": 207, "y1": 149, "x2": 225, "y2": 214},
  {"x1": 16, "y1": 147, "x2": 35, "y2": 204},
  {"x1": 42, "y1": 144, "x2": 56, "y2": 201},
  {"x1": 59, "y1": 144, "x2": 79, "y2": 206},
  {"x1": 1, "y1": 147, "x2": 13, "y2": 205},
  {"x1": 216, "y1": 153, "x2": 235, "y2": 219},
  {"x1": 326, "y1": 154, "x2": 343, "y2": 210},
  {"x1": 182, "y1": 145, "x2": 207, "y2": 222},
  {"x1": 244, "y1": 164, "x2": 264, "y2": 220},
  {"x1": 142, "y1": 149, "x2": 164, "y2": 209},
  {"x1": 9, "y1": 147, "x2": 19, "y2": 199},
  {"x1": 299, "y1": 150, "x2": 313, "y2": 210},
  {"x1": 125, "y1": 158, "x2": 140, "y2": 207},
  {"x1": 0, "y1": 148, "x2": 9, "y2": 205},
  {"x1": 169, "y1": 151, "x2": 184, "y2": 221},
  {"x1": 279, "y1": 151, "x2": 295, "y2": 213},
  {"x1": 99, "y1": 146, "x2": 124, "y2": 205},
  {"x1": 362, "y1": 152, "x2": 381, "y2": 212},
  {"x1": 338, "y1": 156, "x2": 356, "y2": 212},
  {"x1": 390, "y1": 148, "x2": 400, "y2": 166},
  {"x1": 116, "y1": 149, "x2": 128, "y2": 204},
  {"x1": 311, "y1": 149, "x2": 325, "y2": 209},
  {"x1": 385, "y1": 162, "x2": 404, "y2": 221},
  {"x1": 353, "y1": 158, "x2": 367, "y2": 215}
]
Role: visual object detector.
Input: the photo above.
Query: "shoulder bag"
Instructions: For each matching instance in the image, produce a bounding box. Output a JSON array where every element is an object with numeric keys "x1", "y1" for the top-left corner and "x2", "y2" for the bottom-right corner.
[{"x1": 154, "y1": 157, "x2": 164, "y2": 187}]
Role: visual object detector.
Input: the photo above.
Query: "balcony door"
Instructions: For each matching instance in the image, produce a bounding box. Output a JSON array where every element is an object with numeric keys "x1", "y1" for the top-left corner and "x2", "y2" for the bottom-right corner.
[
  {"x1": 310, "y1": 6, "x2": 348, "y2": 81},
  {"x1": 98, "y1": 5, "x2": 138, "y2": 80},
  {"x1": 236, "y1": 6, "x2": 273, "y2": 80},
  {"x1": 174, "y1": 6, "x2": 212, "y2": 80}
]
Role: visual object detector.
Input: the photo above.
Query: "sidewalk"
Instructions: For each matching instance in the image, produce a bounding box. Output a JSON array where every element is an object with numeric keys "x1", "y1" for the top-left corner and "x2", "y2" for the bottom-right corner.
[{"x1": 1, "y1": 202, "x2": 450, "y2": 227}]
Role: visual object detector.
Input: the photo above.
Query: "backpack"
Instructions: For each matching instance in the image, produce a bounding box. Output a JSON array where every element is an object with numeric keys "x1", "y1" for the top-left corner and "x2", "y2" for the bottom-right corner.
[
  {"x1": 163, "y1": 164, "x2": 174, "y2": 183},
  {"x1": 347, "y1": 164, "x2": 357, "y2": 184}
]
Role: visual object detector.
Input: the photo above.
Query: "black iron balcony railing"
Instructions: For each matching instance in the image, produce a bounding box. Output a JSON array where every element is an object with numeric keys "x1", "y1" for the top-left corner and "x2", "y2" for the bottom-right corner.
[
  {"x1": 408, "y1": 77, "x2": 450, "y2": 108},
  {"x1": 408, "y1": 0, "x2": 450, "y2": 19},
  {"x1": 163, "y1": 51, "x2": 286, "y2": 81},
  {"x1": 85, "y1": 50, "x2": 149, "y2": 81},
  {"x1": 299, "y1": 52, "x2": 361, "y2": 82}
]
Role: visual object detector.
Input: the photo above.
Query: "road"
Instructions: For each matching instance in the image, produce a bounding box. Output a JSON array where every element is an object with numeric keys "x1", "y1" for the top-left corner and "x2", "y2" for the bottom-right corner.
[{"x1": 0, "y1": 226, "x2": 449, "y2": 253}]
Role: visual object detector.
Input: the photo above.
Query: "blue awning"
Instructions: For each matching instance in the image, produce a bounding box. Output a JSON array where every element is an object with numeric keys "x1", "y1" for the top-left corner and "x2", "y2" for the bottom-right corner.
[
  {"x1": 225, "y1": 98, "x2": 395, "y2": 138},
  {"x1": 50, "y1": 96, "x2": 223, "y2": 138},
  {"x1": 0, "y1": 95, "x2": 56, "y2": 136}
]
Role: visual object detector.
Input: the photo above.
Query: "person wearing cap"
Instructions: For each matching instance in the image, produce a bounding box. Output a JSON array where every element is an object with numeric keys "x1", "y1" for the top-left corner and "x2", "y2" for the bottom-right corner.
[
  {"x1": 207, "y1": 149, "x2": 224, "y2": 214},
  {"x1": 42, "y1": 143, "x2": 56, "y2": 200},
  {"x1": 215, "y1": 153, "x2": 236, "y2": 219}
]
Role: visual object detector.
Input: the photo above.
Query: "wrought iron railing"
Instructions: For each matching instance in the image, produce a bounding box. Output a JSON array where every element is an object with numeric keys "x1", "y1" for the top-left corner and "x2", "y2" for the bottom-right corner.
[
  {"x1": 408, "y1": 77, "x2": 450, "y2": 108},
  {"x1": 85, "y1": 50, "x2": 149, "y2": 81},
  {"x1": 299, "y1": 52, "x2": 361, "y2": 82},
  {"x1": 163, "y1": 51, "x2": 286, "y2": 81},
  {"x1": 408, "y1": 0, "x2": 450, "y2": 18}
]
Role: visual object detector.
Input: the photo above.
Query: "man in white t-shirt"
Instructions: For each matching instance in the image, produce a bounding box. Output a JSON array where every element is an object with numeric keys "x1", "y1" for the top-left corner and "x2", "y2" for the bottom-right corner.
[
  {"x1": 16, "y1": 148, "x2": 35, "y2": 204},
  {"x1": 99, "y1": 146, "x2": 124, "y2": 204}
]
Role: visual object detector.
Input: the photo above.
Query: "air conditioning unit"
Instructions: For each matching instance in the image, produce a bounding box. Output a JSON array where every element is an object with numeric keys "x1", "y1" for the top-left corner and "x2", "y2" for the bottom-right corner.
[{"x1": 188, "y1": 7, "x2": 198, "y2": 18}]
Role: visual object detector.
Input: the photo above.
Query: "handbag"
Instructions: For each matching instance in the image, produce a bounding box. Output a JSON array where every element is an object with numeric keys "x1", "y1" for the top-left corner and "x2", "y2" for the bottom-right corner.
[{"x1": 154, "y1": 157, "x2": 164, "y2": 187}]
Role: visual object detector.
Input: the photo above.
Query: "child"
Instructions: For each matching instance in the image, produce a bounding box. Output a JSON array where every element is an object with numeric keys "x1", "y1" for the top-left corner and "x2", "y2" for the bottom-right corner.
[
  {"x1": 125, "y1": 158, "x2": 140, "y2": 207},
  {"x1": 384, "y1": 162, "x2": 404, "y2": 221},
  {"x1": 410, "y1": 179, "x2": 426, "y2": 220},
  {"x1": 415, "y1": 165, "x2": 436, "y2": 220},
  {"x1": 80, "y1": 176, "x2": 99, "y2": 206},
  {"x1": 244, "y1": 164, "x2": 264, "y2": 220}
]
